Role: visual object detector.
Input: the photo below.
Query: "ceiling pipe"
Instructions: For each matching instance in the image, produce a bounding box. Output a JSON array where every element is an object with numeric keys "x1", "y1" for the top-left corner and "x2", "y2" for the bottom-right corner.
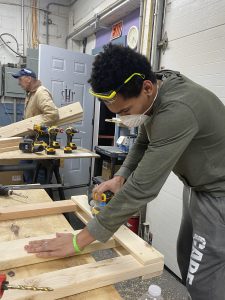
[
  {"x1": 46, "y1": 0, "x2": 77, "y2": 45},
  {"x1": 0, "y1": 1, "x2": 48, "y2": 12},
  {"x1": 137, "y1": 0, "x2": 144, "y2": 53},
  {"x1": 21, "y1": 0, "x2": 25, "y2": 55},
  {"x1": 151, "y1": 0, "x2": 165, "y2": 71},
  {"x1": 65, "y1": 0, "x2": 132, "y2": 48}
]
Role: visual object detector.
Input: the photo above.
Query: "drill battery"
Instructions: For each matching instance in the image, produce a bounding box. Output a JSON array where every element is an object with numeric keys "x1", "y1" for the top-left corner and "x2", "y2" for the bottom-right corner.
[{"x1": 19, "y1": 138, "x2": 45, "y2": 153}]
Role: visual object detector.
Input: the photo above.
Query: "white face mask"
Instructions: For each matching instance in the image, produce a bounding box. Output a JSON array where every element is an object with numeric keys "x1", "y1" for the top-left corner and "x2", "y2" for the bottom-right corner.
[{"x1": 119, "y1": 87, "x2": 158, "y2": 128}]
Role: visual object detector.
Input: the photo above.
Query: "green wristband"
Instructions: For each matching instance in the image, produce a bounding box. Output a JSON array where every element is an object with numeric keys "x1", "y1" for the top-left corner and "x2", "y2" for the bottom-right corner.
[{"x1": 73, "y1": 235, "x2": 81, "y2": 253}]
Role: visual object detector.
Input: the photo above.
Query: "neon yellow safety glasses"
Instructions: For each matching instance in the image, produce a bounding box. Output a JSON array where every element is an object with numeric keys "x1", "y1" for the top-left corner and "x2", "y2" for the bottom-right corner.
[{"x1": 89, "y1": 72, "x2": 145, "y2": 103}]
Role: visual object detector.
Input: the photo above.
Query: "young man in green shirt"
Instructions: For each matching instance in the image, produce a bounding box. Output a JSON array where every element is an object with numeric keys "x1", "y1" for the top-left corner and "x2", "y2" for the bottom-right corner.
[{"x1": 25, "y1": 44, "x2": 225, "y2": 300}]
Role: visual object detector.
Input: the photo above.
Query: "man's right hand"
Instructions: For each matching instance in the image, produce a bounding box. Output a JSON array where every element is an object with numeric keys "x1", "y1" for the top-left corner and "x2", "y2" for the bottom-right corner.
[{"x1": 92, "y1": 176, "x2": 125, "y2": 201}]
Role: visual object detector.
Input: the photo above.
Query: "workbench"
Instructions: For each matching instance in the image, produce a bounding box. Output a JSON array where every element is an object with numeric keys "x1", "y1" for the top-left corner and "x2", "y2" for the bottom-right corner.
[
  {"x1": 0, "y1": 147, "x2": 99, "y2": 160},
  {"x1": 0, "y1": 147, "x2": 99, "y2": 199},
  {"x1": 0, "y1": 189, "x2": 122, "y2": 299}
]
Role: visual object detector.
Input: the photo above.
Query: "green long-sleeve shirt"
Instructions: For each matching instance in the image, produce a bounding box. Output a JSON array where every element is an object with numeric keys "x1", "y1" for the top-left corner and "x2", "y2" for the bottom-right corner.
[{"x1": 87, "y1": 70, "x2": 225, "y2": 242}]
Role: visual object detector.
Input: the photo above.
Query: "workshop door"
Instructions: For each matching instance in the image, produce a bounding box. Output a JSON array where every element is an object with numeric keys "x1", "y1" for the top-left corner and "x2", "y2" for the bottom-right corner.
[{"x1": 38, "y1": 44, "x2": 95, "y2": 186}]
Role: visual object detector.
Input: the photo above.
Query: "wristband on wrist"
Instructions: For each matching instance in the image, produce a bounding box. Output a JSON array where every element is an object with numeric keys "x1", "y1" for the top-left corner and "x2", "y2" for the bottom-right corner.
[{"x1": 73, "y1": 234, "x2": 81, "y2": 253}]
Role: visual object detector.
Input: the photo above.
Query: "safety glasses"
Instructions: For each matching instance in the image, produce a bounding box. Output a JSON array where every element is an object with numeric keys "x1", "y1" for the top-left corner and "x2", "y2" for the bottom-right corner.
[{"x1": 89, "y1": 72, "x2": 145, "y2": 103}]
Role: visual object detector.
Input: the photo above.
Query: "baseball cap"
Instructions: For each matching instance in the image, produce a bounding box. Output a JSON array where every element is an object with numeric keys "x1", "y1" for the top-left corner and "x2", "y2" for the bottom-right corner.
[{"x1": 12, "y1": 68, "x2": 37, "y2": 79}]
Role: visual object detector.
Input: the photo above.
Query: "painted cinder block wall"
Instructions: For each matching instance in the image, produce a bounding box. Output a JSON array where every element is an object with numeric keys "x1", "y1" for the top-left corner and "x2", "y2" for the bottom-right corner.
[{"x1": 95, "y1": 8, "x2": 140, "y2": 48}]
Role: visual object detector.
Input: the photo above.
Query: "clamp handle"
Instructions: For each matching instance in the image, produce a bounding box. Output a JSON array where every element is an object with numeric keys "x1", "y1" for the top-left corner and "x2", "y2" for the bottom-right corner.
[
  {"x1": 93, "y1": 192, "x2": 106, "y2": 202},
  {"x1": 0, "y1": 274, "x2": 7, "y2": 298}
]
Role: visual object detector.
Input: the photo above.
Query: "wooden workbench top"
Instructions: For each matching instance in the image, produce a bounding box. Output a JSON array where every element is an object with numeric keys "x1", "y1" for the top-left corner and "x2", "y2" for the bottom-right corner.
[
  {"x1": 0, "y1": 147, "x2": 99, "y2": 161},
  {"x1": 0, "y1": 189, "x2": 122, "y2": 299}
]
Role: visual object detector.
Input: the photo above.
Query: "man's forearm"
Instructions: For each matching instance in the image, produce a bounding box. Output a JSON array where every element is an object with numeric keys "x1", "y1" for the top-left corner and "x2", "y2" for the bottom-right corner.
[{"x1": 76, "y1": 227, "x2": 96, "y2": 250}]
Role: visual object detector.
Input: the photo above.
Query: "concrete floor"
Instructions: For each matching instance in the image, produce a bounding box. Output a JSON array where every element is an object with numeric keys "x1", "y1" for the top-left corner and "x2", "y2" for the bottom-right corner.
[{"x1": 92, "y1": 249, "x2": 190, "y2": 300}]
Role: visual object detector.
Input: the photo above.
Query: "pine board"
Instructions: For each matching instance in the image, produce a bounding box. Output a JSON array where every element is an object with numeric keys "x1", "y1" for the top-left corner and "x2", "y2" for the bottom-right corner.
[
  {"x1": 0, "y1": 102, "x2": 83, "y2": 138},
  {"x1": 3, "y1": 255, "x2": 163, "y2": 300},
  {"x1": 0, "y1": 137, "x2": 22, "y2": 147},
  {"x1": 0, "y1": 189, "x2": 122, "y2": 300},
  {"x1": 0, "y1": 232, "x2": 117, "y2": 270},
  {"x1": 0, "y1": 145, "x2": 19, "y2": 153},
  {"x1": 72, "y1": 195, "x2": 164, "y2": 266},
  {"x1": 0, "y1": 200, "x2": 77, "y2": 221}
]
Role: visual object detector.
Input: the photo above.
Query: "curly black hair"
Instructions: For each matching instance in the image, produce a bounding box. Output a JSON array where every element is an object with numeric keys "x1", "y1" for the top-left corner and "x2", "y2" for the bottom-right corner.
[{"x1": 88, "y1": 43, "x2": 156, "y2": 99}]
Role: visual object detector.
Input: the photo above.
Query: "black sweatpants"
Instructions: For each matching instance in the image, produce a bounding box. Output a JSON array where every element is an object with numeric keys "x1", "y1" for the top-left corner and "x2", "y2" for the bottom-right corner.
[{"x1": 177, "y1": 186, "x2": 225, "y2": 300}]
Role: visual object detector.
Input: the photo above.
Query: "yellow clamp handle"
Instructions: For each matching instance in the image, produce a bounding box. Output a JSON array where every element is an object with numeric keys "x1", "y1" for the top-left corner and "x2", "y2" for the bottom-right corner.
[{"x1": 94, "y1": 192, "x2": 106, "y2": 202}]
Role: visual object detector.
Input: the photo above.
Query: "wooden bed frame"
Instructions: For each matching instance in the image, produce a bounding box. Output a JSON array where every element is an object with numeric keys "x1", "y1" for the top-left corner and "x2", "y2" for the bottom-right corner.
[{"x1": 0, "y1": 195, "x2": 164, "y2": 300}]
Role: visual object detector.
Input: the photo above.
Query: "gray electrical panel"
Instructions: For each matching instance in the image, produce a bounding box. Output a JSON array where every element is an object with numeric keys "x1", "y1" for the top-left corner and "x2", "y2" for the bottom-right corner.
[
  {"x1": 0, "y1": 64, "x2": 2, "y2": 96},
  {"x1": 3, "y1": 66, "x2": 26, "y2": 98}
]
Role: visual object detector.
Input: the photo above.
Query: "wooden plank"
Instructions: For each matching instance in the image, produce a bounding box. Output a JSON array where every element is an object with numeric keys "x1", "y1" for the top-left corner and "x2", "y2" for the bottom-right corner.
[
  {"x1": 56, "y1": 113, "x2": 83, "y2": 126},
  {"x1": 3, "y1": 255, "x2": 163, "y2": 300},
  {"x1": 0, "y1": 137, "x2": 22, "y2": 153},
  {"x1": 0, "y1": 102, "x2": 83, "y2": 138},
  {"x1": 0, "y1": 200, "x2": 77, "y2": 221},
  {"x1": 72, "y1": 195, "x2": 164, "y2": 266},
  {"x1": 0, "y1": 137, "x2": 22, "y2": 142},
  {"x1": 0, "y1": 137, "x2": 22, "y2": 147},
  {"x1": 75, "y1": 207, "x2": 91, "y2": 224},
  {"x1": 142, "y1": 270, "x2": 163, "y2": 280},
  {"x1": 0, "y1": 232, "x2": 118, "y2": 270},
  {"x1": 114, "y1": 246, "x2": 129, "y2": 256},
  {"x1": 0, "y1": 189, "x2": 122, "y2": 300},
  {"x1": 0, "y1": 145, "x2": 19, "y2": 153},
  {"x1": 57, "y1": 115, "x2": 83, "y2": 126}
]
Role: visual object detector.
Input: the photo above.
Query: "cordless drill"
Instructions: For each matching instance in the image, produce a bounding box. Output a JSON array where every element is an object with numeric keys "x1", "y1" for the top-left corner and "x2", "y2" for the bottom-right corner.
[
  {"x1": 48, "y1": 126, "x2": 63, "y2": 149},
  {"x1": 46, "y1": 126, "x2": 61, "y2": 155},
  {"x1": 33, "y1": 124, "x2": 49, "y2": 148},
  {"x1": 64, "y1": 127, "x2": 79, "y2": 153},
  {"x1": 90, "y1": 190, "x2": 114, "y2": 215}
]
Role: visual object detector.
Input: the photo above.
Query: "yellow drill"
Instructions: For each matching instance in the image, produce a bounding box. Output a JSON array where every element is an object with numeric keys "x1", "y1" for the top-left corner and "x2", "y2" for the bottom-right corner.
[
  {"x1": 46, "y1": 126, "x2": 61, "y2": 155},
  {"x1": 33, "y1": 124, "x2": 48, "y2": 148},
  {"x1": 90, "y1": 191, "x2": 114, "y2": 215},
  {"x1": 64, "y1": 127, "x2": 79, "y2": 153}
]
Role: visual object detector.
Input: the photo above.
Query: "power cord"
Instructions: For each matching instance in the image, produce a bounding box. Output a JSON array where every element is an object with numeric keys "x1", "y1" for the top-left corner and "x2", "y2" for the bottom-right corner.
[{"x1": 0, "y1": 33, "x2": 25, "y2": 58}]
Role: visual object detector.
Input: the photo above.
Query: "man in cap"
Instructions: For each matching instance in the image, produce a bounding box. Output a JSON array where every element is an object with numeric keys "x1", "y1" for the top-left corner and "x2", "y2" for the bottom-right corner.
[
  {"x1": 12, "y1": 68, "x2": 59, "y2": 124},
  {"x1": 12, "y1": 68, "x2": 59, "y2": 183}
]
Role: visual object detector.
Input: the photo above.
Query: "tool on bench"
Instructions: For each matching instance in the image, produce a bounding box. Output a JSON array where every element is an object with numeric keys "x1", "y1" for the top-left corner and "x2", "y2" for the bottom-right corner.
[
  {"x1": 19, "y1": 138, "x2": 45, "y2": 153},
  {"x1": 48, "y1": 126, "x2": 63, "y2": 149},
  {"x1": 90, "y1": 190, "x2": 114, "y2": 215},
  {"x1": 33, "y1": 124, "x2": 49, "y2": 148},
  {"x1": 19, "y1": 124, "x2": 48, "y2": 153},
  {"x1": 0, "y1": 185, "x2": 28, "y2": 199},
  {"x1": 64, "y1": 127, "x2": 79, "y2": 153},
  {"x1": 45, "y1": 126, "x2": 60, "y2": 155},
  {"x1": 0, "y1": 274, "x2": 53, "y2": 298}
]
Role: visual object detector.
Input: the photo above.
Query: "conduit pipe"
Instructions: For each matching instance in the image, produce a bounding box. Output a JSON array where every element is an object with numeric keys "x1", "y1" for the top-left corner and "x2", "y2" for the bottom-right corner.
[
  {"x1": 46, "y1": 0, "x2": 77, "y2": 45},
  {"x1": 137, "y1": 0, "x2": 144, "y2": 53},
  {"x1": 21, "y1": 0, "x2": 24, "y2": 55}
]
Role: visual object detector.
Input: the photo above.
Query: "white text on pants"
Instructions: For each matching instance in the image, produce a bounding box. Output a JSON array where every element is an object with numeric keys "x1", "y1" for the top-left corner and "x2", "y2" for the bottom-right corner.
[{"x1": 187, "y1": 233, "x2": 206, "y2": 285}]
